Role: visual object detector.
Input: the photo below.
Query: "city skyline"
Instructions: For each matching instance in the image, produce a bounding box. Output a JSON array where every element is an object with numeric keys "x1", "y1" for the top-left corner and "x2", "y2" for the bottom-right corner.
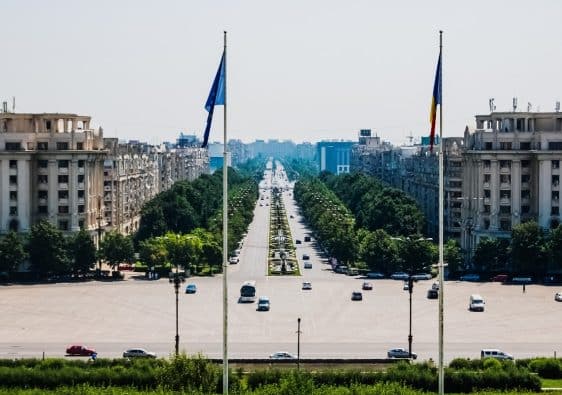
[{"x1": 1, "y1": 1, "x2": 561, "y2": 145}]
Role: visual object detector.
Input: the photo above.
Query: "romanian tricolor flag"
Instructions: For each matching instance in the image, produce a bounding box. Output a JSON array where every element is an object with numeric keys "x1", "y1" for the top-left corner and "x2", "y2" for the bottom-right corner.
[{"x1": 429, "y1": 52, "x2": 442, "y2": 152}]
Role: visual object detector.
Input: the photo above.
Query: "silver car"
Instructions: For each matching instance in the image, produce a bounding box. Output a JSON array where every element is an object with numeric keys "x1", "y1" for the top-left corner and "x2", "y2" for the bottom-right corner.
[
  {"x1": 123, "y1": 348, "x2": 156, "y2": 358},
  {"x1": 387, "y1": 348, "x2": 417, "y2": 359}
]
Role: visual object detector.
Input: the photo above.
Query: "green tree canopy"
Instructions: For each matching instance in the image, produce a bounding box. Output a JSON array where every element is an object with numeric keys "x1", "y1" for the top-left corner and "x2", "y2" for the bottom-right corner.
[
  {"x1": 358, "y1": 229, "x2": 398, "y2": 274},
  {"x1": 511, "y1": 221, "x2": 546, "y2": 277},
  {"x1": 71, "y1": 229, "x2": 96, "y2": 273},
  {"x1": 100, "y1": 231, "x2": 134, "y2": 269},
  {"x1": 444, "y1": 239, "x2": 463, "y2": 275},
  {"x1": 0, "y1": 232, "x2": 27, "y2": 275},
  {"x1": 473, "y1": 237, "x2": 510, "y2": 273},
  {"x1": 28, "y1": 220, "x2": 69, "y2": 276},
  {"x1": 395, "y1": 235, "x2": 436, "y2": 273},
  {"x1": 139, "y1": 237, "x2": 168, "y2": 269}
]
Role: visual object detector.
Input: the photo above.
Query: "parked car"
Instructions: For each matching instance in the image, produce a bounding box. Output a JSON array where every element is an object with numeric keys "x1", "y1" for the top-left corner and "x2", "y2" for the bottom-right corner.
[
  {"x1": 555, "y1": 292, "x2": 562, "y2": 302},
  {"x1": 123, "y1": 348, "x2": 156, "y2": 358},
  {"x1": 334, "y1": 265, "x2": 348, "y2": 274},
  {"x1": 427, "y1": 289, "x2": 438, "y2": 299},
  {"x1": 366, "y1": 272, "x2": 385, "y2": 279},
  {"x1": 66, "y1": 345, "x2": 96, "y2": 356},
  {"x1": 304, "y1": 236, "x2": 311, "y2": 242},
  {"x1": 481, "y1": 349, "x2": 513, "y2": 360},
  {"x1": 295, "y1": 239, "x2": 302, "y2": 244},
  {"x1": 362, "y1": 282, "x2": 373, "y2": 290},
  {"x1": 351, "y1": 291, "x2": 363, "y2": 301},
  {"x1": 302, "y1": 281, "x2": 312, "y2": 290},
  {"x1": 304, "y1": 262, "x2": 312, "y2": 269},
  {"x1": 460, "y1": 273, "x2": 480, "y2": 282},
  {"x1": 269, "y1": 351, "x2": 296, "y2": 360},
  {"x1": 185, "y1": 284, "x2": 197, "y2": 294},
  {"x1": 511, "y1": 276, "x2": 532, "y2": 284},
  {"x1": 431, "y1": 282, "x2": 439, "y2": 290},
  {"x1": 302, "y1": 254, "x2": 310, "y2": 260},
  {"x1": 412, "y1": 273, "x2": 432, "y2": 280},
  {"x1": 391, "y1": 272, "x2": 409, "y2": 280},
  {"x1": 257, "y1": 296, "x2": 270, "y2": 311},
  {"x1": 229, "y1": 256, "x2": 239, "y2": 264},
  {"x1": 387, "y1": 348, "x2": 417, "y2": 359},
  {"x1": 492, "y1": 274, "x2": 508, "y2": 282}
]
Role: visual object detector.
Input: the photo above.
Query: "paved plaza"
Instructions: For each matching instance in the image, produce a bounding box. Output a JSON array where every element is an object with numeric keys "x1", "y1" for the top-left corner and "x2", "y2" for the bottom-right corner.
[{"x1": 1, "y1": 170, "x2": 562, "y2": 361}]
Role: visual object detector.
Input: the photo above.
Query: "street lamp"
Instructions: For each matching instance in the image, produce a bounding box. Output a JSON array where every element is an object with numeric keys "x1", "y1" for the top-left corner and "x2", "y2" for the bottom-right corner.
[
  {"x1": 391, "y1": 236, "x2": 433, "y2": 359},
  {"x1": 96, "y1": 195, "x2": 104, "y2": 273},
  {"x1": 296, "y1": 318, "x2": 302, "y2": 369},
  {"x1": 169, "y1": 265, "x2": 185, "y2": 356}
]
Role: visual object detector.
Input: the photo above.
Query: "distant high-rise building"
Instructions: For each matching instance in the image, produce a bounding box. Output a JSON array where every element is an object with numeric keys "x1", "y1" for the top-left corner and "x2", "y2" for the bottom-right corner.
[{"x1": 316, "y1": 140, "x2": 354, "y2": 174}]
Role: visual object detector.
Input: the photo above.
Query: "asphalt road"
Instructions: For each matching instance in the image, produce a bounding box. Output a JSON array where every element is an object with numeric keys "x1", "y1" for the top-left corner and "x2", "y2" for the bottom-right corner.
[{"x1": 1, "y1": 164, "x2": 562, "y2": 361}]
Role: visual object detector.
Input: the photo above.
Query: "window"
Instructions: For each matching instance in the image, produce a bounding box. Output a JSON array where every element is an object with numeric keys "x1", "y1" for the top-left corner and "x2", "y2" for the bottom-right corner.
[
  {"x1": 9, "y1": 175, "x2": 17, "y2": 185},
  {"x1": 484, "y1": 174, "x2": 491, "y2": 183},
  {"x1": 522, "y1": 205, "x2": 530, "y2": 214},
  {"x1": 500, "y1": 219, "x2": 511, "y2": 231},
  {"x1": 484, "y1": 219, "x2": 490, "y2": 230},
  {"x1": 499, "y1": 160, "x2": 511, "y2": 169},
  {"x1": 521, "y1": 190, "x2": 531, "y2": 199},
  {"x1": 38, "y1": 160, "x2": 49, "y2": 169},
  {"x1": 9, "y1": 206, "x2": 17, "y2": 215},
  {"x1": 58, "y1": 190, "x2": 69, "y2": 199},
  {"x1": 484, "y1": 190, "x2": 491, "y2": 198},
  {"x1": 500, "y1": 174, "x2": 511, "y2": 184},
  {"x1": 76, "y1": 142, "x2": 84, "y2": 150},
  {"x1": 78, "y1": 220, "x2": 84, "y2": 229},
  {"x1": 521, "y1": 174, "x2": 530, "y2": 183},
  {"x1": 520, "y1": 142, "x2": 531, "y2": 150},
  {"x1": 9, "y1": 160, "x2": 17, "y2": 169},
  {"x1": 37, "y1": 142, "x2": 48, "y2": 150},
  {"x1": 552, "y1": 207, "x2": 560, "y2": 215},
  {"x1": 500, "y1": 191, "x2": 511, "y2": 199},
  {"x1": 77, "y1": 174, "x2": 84, "y2": 183},
  {"x1": 500, "y1": 206, "x2": 511, "y2": 214},
  {"x1": 38, "y1": 174, "x2": 48, "y2": 183},
  {"x1": 58, "y1": 160, "x2": 69, "y2": 168},
  {"x1": 5, "y1": 142, "x2": 21, "y2": 151},
  {"x1": 553, "y1": 191, "x2": 559, "y2": 201},
  {"x1": 45, "y1": 120, "x2": 52, "y2": 130},
  {"x1": 58, "y1": 220, "x2": 69, "y2": 231},
  {"x1": 485, "y1": 142, "x2": 493, "y2": 150},
  {"x1": 549, "y1": 142, "x2": 562, "y2": 150},
  {"x1": 9, "y1": 191, "x2": 17, "y2": 201},
  {"x1": 483, "y1": 205, "x2": 491, "y2": 214},
  {"x1": 56, "y1": 142, "x2": 69, "y2": 150},
  {"x1": 9, "y1": 219, "x2": 18, "y2": 232},
  {"x1": 38, "y1": 205, "x2": 48, "y2": 214},
  {"x1": 78, "y1": 205, "x2": 85, "y2": 213},
  {"x1": 78, "y1": 190, "x2": 85, "y2": 198},
  {"x1": 553, "y1": 160, "x2": 560, "y2": 169},
  {"x1": 58, "y1": 175, "x2": 69, "y2": 183},
  {"x1": 78, "y1": 160, "x2": 85, "y2": 167},
  {"x1": 500, "y1": 142, "x2": 512, "y2": 150},
  {"x1": 483, "y1": 160, "x2": 491, "y2": 168},
  {"x1": 58, "y1": 206, "x2": 69, "y2": 214},
  {"x1": 553, "y1": 175, "x2": 560, "y2": 187},
  {"x1": 522, "y1": 160, "x2": 530, "y2": 168},
  {"x1": 38, "y1": 190, "x2": 48, "y2": 199}
]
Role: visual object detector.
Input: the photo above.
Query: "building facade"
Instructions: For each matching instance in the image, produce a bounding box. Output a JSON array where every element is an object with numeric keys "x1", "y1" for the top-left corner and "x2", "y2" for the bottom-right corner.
[
  {"x1": 316, "y1": 140, "x2": 354, "y2": 175},
  {"x1": 461, "y1": 111, "x2": 562, "y2": 261}
]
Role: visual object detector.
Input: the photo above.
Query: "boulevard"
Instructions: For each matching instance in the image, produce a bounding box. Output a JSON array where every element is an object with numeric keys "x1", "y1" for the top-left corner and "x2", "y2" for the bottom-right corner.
[{"x1": 1, "y1": 168, "x2": 562, "y2": 362}]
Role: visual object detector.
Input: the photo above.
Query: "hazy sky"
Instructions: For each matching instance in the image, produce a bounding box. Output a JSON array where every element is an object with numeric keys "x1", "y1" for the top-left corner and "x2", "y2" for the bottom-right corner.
[{"x1": 2, "y1": 1, "x2": 561, "y2": 145}]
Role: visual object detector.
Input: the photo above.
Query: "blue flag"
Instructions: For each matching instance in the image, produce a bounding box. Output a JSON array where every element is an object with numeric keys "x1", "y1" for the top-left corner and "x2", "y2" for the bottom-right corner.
[{"x1": 202, "y1": 52, "x2": 225, "y2": 148}]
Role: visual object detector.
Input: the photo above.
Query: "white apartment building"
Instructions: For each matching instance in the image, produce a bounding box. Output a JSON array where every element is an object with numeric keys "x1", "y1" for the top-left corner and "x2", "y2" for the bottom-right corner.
[
  {"x1": 462, "y1": 111, "x2": 562, "y2": 260},
  {"x1": 0, "y1": 113, "x2": 106, "y2": 239}
]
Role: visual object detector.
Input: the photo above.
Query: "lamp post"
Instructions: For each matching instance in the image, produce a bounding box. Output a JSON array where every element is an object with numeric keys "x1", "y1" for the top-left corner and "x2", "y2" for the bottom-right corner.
[
  {"x1": 169, "y1": 264, "x2": 185, "y2": 356},
  {"x1": 96, "y1": 195, "x2": 103, "y2": 273},
  {"x1": 297, "y1": 317, "x2": 302, "y2": 369}
]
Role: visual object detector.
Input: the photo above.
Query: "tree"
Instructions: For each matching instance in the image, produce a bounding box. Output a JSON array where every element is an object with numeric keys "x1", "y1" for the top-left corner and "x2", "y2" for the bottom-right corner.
[
  {"x1": 163, "y1": 232, "x2": 202, "y2": 272},
  {"x1": 444, "y1": 239, "x2": 463, "y2": 275},
  {"x1": 473, "y1": 237, "x2": 509, "y2": 273},
  {"x1": 100, "y1": 231, "x2": 134, "y2": 270},
  {"x1": 191, "y1": 228, "x2": 222, "y2": 273},
  {"x1": 70, "y1": 229, "x2": 96, "y2": 273},
  {"x1": 395, "y1": 235, "x2": 436, "y2": 274},
  {"x1": 28, "y1": 220, "x2": 69, "y2": 276},
  {"x1": 511, "y1": 221, "x2": 546, "y2": 277},
  {"x1": 358, "y1": 229, "x2": 398, "y2": 274},
  {"x1": 139, "y1": 237, "x2": 168, "y2": 269},
  {"x1": 0, "y1": 232, "x2": 27, "y2": 276},
  {"x1": 547, "y1": 224, "x2": 562, "y2": 273}
]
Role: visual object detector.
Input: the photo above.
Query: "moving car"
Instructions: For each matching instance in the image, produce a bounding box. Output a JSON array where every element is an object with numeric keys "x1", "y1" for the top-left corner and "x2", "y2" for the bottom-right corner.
[
  {"x1": 431, "y1": 282, "x2": 439, "y2": 290},
  {"x1": 302, "y1": 281, "x2": 312, "y2": 290},
  {"x1": 123, "y1": 348, "x2": 156, "y2": 358},
  {"x1": 555, "y1": 292, "x2": 562, "y2": 302},
  {"x1": 403, "y1": 282, "x2": 409, "y2": 291},
  {"x1": 304, "y1": 236, "x2": 311, "y2": 242},
  {"x1": 269, "y1": 351, "x2": 296, "y2": 360},
  {"x1": 229, "y1": 256, "x2": 239, "y2": 264},
  {"x1": 295, "y1": 239, "x2": 302, "y2": 244},
  {"x1": 66, "y1": 345, "x2": 96, "y2": 356},
  {"x1": 387, "y1": 348, "x2": 417, "y2": 359},
  {"x1": 362, "y1": 282, "x2": 373, "y2": 290},
  {"x1": 185, "y1": 284, "x2": 197, "y2": 294},
  {"x1": 469, "y1": 294, "x2": 485, "y2": 311},
  {"x1": 391, "y1": 272, "x2": 409, "y2": 280},
  {"x1": 481, "y1": 349, "x2": 513, "y2": 360},
  {"x1": 302, "y1": 254, "x2": 310, "y2": 260},
  {"x1": 412, "y1": 273, "x2": 432, "y2": 280},
  {"x1": 460, "y1": 273, "x2": 480, "y2": 282},
  {"x1": 351, "y1": 291, "x2": 363, "y2": 301},
  {"x1": 257, "y1": 296, "x2": 270, "y2": 311},
  {"x1": 427, "y1": 289, "x2": 438, "y2": 299},
  {"x1": 304, "y1": 262, "x2": 312, "y2": 269}
]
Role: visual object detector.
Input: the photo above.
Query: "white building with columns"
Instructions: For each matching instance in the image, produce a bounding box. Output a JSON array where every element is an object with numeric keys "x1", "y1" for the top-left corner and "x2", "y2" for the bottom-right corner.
[{"x1": 461, "y1": 110, "x2": 562, "y2": 261}]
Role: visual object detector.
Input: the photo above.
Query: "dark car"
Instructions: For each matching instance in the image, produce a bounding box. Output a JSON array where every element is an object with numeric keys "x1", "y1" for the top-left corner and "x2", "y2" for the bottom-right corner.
[
  {"x1": 427, "y1": 289, "x2": 438, "y2": 299},
  {"x1": 351, "y1": 291, "x2": 363, "y2": 301},
  {"x1": 302, "y1": 254, "x2": 310, "y2": 260},
  {"x1": 66, "y1": 345, "x2": 96, "y2": 356},
  {"x1": 295, "y1": 239, "x2": 302, "y2": 244}
]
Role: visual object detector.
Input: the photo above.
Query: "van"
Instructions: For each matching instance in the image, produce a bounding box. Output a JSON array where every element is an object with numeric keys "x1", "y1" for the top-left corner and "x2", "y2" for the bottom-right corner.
[
  {"x1": 481, "y1": 349, "x2": 513, "y2": 360},
  {"x1": 469, "y1": 294, "x2": 485, "y2": 311}
]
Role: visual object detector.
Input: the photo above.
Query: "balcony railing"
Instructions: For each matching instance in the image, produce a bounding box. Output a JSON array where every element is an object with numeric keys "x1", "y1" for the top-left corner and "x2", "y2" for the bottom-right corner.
[{"x1": 58, "y1": 183, "x2": 69, "y2": 190}]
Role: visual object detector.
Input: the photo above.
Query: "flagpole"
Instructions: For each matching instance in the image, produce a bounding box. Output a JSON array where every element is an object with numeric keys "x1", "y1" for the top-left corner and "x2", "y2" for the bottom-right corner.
[
  {"x1": 222, "y1": 30, "x2": 229, "y2": 395},
  {"x1": 437, "y1": 29, "x2": 445, "y2": 395}
]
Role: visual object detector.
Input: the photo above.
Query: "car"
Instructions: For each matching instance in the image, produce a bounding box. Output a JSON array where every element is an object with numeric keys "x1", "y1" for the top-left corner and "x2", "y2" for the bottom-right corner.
[
  {"x1": 366, "y1": 272, "x2": 385, "y2": 279},
  {"x1": 460, "y1": 273, "x2": 480, "y2": 282},
  {"x1": 351, "y1": 291, "x2": 363, "y2": 301},
  {"x1": 304, "y1": 236, "x2": 311, "y2": 242},
  {"x1": 269, "y1": 351, "x2": 297, "y2": 360},
  {"x1": 555, "y1": 292, "x2": 562, "y2": 302},
  {"x1": 387, "y1": 348, "x2": 417, "y2": 359},
  {"x1": 492, "y1": 274, "x2": 508, "y2": 282},
  {"x1": 257, "y1": 296, "x2": 270, "y2": 311},
  {"x1": 304, "y1": 262, "x2": 312, "y2": 269},
  {"x1": 234, "y1": 249, "x2": 241, "y2": 256},
  {"x1": 403, "y1": 282, "x2": 409, "y2": 291},
  {"x1": 302, "y1": 281, "x2": 312, "y2": 290},
  {"x1": 481, "y1": 349, "x2": 513, "y2": 360},
  {"x1": 229, "y1": 256, "x2": 239, "y2": 264},
  {"x1": 66, "y1": 345, "x2": 96, "y2": 356},
  {"x1": 185, "y1": 284, "x2": 197, "y2": 294},
  {"x1": 427, "y1": 289, "x2": 438, "y2": 299},
  {"x1": 412, "y1": 273, "x2": 432, "y2": 280},
  {"x1": 123, "y1": 348, "x2": 156, "y2": 358},
  {"x1": 290, "y1": 215, "x2": 294, "y2": 219},
  {"x1": 295, "y1": 239, "x2": 302, "y2": 244},
  {"x1": 302, "y1": 254, "x2": 310, "y2": 260},
  {"x1": 391, "y1": 272, "x2": 409, "y2": 280},
  {"x1": 259, "y1": 203, "x2": 263, "y2": 207},
  {"x1": 431, "y1": 282, "x2": 439, "y2": 290},
  {"x1": 362, "y1": 282, "x2": 373, "y2": 290}
]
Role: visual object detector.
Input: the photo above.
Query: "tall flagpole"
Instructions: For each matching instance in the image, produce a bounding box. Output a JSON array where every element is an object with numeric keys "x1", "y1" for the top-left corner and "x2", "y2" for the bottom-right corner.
[
  {"x1": 438, "y1": 30, "x2": 445, "y2": 395},
  {"x1": 222, "y1": 30, "x2": 229, "y2": 395}
]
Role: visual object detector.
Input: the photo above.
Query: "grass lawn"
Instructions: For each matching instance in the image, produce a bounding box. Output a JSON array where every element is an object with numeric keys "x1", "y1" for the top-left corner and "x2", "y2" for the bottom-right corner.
[{"x1": 542, "y1": 377, "x2": 562, "y2": 388}]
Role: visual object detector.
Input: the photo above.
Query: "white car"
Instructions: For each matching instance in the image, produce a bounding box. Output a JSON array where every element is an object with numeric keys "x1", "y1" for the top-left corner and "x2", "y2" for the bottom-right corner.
[
  {"x1": 302, "y1": 281, "x2": 312, "y2": 290},
  {"x1": 269, "y1": 351, "x2": 297, "y2": 360},
  {"x1": 555, "y1": 292, "x2": 562, "y2": 302},
  {"x1": 122, "y1": 348, "x2": 156, "y2": 358},
  {"x1": 229, "y1": 256, "x2": 239, "y2": 264}
]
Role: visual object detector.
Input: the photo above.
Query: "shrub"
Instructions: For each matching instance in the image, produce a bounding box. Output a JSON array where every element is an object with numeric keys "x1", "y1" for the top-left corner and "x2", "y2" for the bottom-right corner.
[
  {"x1": 528, "y1": 358, "x2": 562, "y2": 378},
  {"x1": 157, "y1": 353, "x2": 219, "y2": 392},
  {"x1": 482, "y1": 357, "x2": 502, "y2": 370}
]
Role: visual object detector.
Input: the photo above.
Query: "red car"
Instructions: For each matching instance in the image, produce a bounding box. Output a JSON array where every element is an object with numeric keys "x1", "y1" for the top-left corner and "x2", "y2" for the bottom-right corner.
[{"x1": 66, "y1": 345, "x2": 96, "y2": 356}]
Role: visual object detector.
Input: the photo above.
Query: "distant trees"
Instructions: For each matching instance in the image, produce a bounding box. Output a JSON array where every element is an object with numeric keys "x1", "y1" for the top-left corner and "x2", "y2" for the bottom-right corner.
[
  {"x1": 358, "y1": 229, "x2": 398, "y2": 273},
  {"x1": 70, "y1": 229, "x2": 97, "y2": 273},
  {"x1": 28, "y1": 220, "x2": 70, "y2": 276},
  {"x1": 0, "y1": 232, "x2": 27, "y2": 275},
  {"x1": 99, "y1": 231, "x2": 134, "y2": 270}
]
